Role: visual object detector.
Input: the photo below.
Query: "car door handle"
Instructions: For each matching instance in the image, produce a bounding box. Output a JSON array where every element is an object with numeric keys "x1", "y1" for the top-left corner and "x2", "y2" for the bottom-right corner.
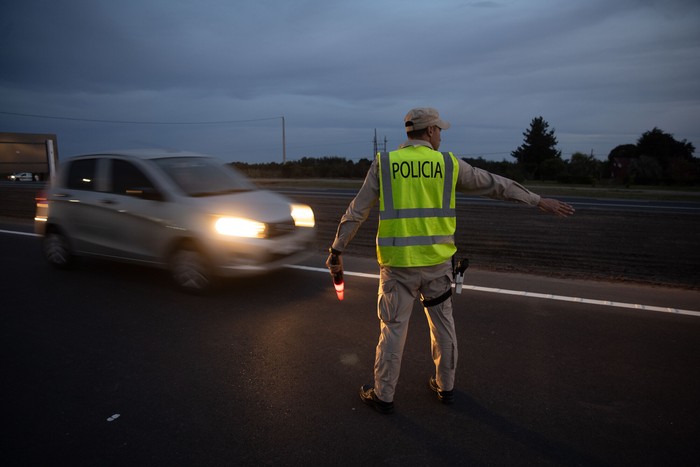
[{"x1": 100, "y1": 199, "x2": 117, "y2": 205}]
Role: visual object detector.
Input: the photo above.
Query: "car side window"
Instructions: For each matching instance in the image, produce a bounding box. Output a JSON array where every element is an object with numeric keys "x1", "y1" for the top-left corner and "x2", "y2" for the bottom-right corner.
[
  {"x1": 66, "y1": 159, "x2": 97, "y2": 191},
  {"x1": 111, "y1": 159, "x2": 158, "y2": 197}
]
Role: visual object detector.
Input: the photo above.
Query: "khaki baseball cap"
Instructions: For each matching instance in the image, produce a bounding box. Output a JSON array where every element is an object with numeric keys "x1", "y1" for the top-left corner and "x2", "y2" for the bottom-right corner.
[{"x1": 404, "y1": 107, "x2": 451, "y2": 132}]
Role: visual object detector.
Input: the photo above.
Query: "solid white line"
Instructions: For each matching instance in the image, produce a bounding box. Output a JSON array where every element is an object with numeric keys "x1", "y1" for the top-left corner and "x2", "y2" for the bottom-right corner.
[
  {"x1": 285, "y1": 264, "x2": 700, "y2": 317},
  {"x1": 0, "y1": 229, "x2": 39, "y2": 237},
  {"x1": 289, "y1": 264, "x2": 379, "y2": 279},
  {"x1": 3, "y1": 227, "x2": 697, "y2": 317},
  {"x1": 460, "y1": 285, "x2": 700, "y2": 317}
]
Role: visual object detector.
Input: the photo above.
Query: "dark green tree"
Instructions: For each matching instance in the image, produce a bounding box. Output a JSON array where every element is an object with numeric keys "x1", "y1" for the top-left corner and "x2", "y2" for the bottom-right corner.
[
  {"x1": 629, "y1": 155, "x2": 663, "y2": 185},
  {"x1": 539, "y1": 157, "x2": 567, "y2": 181},
  {"x1": 566, "y1": 152, "x2": 602, "y2": 184},
  {"x1": 461, "y1": 157, "x2": 524, "y2": 182},
  {"x1": 607, "y1": 129, "x2": 697, "y2": 185},
  {"x1": 636, "y1": 127, "x2": 696, "y2": 183},
  {"x1": 511, "y1": 116, "x2": 562, "y2": 180},
  {"x1": 608, "y1": 143, "x2": 638, "y2": 161}
]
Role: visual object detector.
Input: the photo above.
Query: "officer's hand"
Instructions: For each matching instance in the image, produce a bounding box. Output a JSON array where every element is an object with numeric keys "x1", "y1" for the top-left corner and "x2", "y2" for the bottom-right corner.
[
  {"x1": 325, "y1": 252, "x2": 343, "y2": 274},
  {"x1": 538, "y1": 198, "x2": 575, "y2": 217}
]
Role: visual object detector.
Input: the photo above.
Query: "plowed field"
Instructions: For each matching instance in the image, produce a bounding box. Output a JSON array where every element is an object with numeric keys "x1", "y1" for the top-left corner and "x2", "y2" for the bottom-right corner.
[{"x1": 292, "y1": 193, "x2": 700, "y2": 290}]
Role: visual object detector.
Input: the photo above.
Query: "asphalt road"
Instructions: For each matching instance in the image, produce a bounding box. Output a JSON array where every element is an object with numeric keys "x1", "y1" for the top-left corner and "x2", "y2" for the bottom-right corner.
[{"x1": 2, "y1": 227, "x2": 699, "y2": 466}]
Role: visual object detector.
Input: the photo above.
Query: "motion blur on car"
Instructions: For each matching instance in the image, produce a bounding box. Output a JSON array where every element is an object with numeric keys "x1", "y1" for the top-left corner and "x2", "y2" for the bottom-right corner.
[
  {"x1": 34, "y1": 150, "x2": 316, "y2": 293},
  {"x1": 8, "y1": 172, "x2": 34, "y2": 181}
]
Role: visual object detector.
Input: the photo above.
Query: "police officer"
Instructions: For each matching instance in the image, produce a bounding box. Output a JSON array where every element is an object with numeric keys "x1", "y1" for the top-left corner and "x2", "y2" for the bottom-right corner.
[{"x1": 326, "y1": 108, "x2": 575, "y2": 414}]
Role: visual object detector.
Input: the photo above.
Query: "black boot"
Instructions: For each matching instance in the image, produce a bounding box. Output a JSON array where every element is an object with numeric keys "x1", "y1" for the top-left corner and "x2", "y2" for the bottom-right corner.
[
  {"x1": 359, "y1": 385, "x2": 394, "y2": 414},
  {"x1": 429, "y1": 376, "x2": 454, "y2": 404}
]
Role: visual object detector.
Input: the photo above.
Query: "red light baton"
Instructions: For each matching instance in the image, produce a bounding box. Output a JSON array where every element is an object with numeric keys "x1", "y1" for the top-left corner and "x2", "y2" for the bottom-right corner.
[{"x1": 330, "y1": 253, "x2": 344, "y2": 301}]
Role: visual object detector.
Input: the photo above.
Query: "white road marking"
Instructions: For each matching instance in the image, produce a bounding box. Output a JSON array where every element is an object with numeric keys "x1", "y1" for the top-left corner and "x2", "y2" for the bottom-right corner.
[
  {"x1": 0, "y1": 229, "x2": 38, "y2": 237},
  {"x1": 290, "y1": 265, "x2": 379, "y2": 279},
  {"x1": 286, "y1": 265, "x2": 700, "y2": 317},
  {"x1": 3, "y1": 228, "x2": 696, "y2": 317}
]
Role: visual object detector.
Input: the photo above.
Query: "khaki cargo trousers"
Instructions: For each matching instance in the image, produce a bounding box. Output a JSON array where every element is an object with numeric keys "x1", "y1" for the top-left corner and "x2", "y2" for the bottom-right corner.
[{"x1": 373, "y1": 260, "x2": 457, "y2": 403}]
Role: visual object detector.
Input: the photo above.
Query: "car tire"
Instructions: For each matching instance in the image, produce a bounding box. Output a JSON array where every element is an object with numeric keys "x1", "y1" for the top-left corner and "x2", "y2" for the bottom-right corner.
[
  {"x1": 43, "y1": 229, "x2": 74, "y2": 269},
  {"x1": 169, "y1": 244, "x2": 214, "y2": 294}
]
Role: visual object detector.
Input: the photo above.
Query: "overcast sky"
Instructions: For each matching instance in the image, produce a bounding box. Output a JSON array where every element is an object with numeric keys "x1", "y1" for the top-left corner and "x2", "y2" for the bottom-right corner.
[{"x1": 1, "y1": 0, "x2": 699, "y2": 164}]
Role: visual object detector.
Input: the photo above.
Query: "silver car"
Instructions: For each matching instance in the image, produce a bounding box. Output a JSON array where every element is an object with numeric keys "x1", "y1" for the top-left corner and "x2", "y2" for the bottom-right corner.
[
  {"x1": 8, "y1": 172, "x2": 34, "y2": 181},
  {"x1": 35, "y1": 150, "x2": 316, "y2": 292}
]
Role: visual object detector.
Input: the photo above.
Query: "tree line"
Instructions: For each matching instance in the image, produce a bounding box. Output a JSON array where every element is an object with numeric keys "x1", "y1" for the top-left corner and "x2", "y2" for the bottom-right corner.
[{"x1": 232, "y1": 117, "x2": 698, "y2": 186}]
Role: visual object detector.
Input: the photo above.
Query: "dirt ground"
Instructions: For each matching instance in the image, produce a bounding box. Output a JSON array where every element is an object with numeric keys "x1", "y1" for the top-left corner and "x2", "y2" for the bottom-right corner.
[{"x1": 295, "y1": 194, "x2": 700, "y2": 290}]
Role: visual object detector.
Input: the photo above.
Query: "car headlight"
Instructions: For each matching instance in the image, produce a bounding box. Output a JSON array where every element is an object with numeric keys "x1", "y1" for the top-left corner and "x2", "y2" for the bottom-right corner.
[
  {"x1": 290, "y1": 204, "x2": 315, "y2": 228},
  {"x1": 214, "y1": 217, "x2": 267, "y2": 238}
]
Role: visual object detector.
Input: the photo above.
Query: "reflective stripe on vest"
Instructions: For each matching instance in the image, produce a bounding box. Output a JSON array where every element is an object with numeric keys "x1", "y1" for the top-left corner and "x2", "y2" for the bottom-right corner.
[
  {"x1": 376, "y1": 148, "x2": 458, "y2": 267},
  {"x1": 376, "y1": 234, "x2": 455, "y2": 247}
]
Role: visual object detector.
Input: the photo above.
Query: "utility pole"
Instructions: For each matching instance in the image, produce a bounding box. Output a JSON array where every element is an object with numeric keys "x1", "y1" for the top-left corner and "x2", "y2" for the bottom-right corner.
[
  {"x1": 282, "y1": 116, "x2": 286, "y2": 164},
  {"x1": 372, "y1": 129, "x2": 388, "y2": 156},
  {"x1": 373, "y1": 128, "x2": 378, "y2": 157}
]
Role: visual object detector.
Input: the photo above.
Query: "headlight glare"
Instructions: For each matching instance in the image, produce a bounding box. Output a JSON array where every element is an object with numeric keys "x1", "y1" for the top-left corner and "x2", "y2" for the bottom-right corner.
[
  {"x1": 291, "y1": 204, "x2": 315, "y2": 228},
  {"x1": 215, "y1": 217, "x2": 267, "y2": 238}
]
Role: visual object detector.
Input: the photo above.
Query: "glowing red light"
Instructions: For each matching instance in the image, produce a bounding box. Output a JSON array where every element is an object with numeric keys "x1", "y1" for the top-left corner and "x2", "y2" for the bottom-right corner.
[{"x1": 333, "y1": 280, "x2": 344, "y2": 301}]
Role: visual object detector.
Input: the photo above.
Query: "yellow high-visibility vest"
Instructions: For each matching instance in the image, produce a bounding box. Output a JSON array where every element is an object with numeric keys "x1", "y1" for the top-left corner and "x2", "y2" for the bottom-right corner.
[{"x1": 376, "y1": 146, "x2": 459, "y2": 267}]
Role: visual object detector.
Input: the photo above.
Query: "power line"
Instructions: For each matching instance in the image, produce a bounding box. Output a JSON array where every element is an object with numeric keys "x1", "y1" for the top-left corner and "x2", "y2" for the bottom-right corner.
[{"x1": 0, "y1": 110, "x2": 282, "y2": 125}]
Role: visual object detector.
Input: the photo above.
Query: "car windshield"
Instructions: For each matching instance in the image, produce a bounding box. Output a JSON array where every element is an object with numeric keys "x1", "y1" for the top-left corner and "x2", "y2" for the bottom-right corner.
[{"x1": 152, "y1": 157, "x2": 256, "y2": 197}]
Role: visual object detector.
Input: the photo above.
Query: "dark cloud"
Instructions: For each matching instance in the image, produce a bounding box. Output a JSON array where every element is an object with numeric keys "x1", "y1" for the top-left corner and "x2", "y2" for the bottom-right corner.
[{"x1": 1, "y1": 0, "x2": 698, "y2": 162}]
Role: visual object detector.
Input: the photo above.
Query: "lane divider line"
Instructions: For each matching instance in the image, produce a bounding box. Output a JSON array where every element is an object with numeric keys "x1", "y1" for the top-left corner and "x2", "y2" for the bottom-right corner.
[
  {"x1": 288, "y1": 264, "x2": 379, "y2": 279},
  {"x1": 0, "y1": 229, "x2": 39, "y2": 237},
  {"x1": 460, "y1": 285, "x2": 700, "y2": 317},
  {"x1": 4, "y1": 229, "x2": 697, "y2": 317},
  {"x1": 285, "y1": 265, "x2": 700, "y2": 317}
]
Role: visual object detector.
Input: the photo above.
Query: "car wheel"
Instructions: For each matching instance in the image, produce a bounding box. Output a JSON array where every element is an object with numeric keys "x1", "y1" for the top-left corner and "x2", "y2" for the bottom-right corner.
[
  {"x1": 43, "y1": 230, "x2": 73, "y2": 269},
  {"x1": 169, "y1": 245, "x2": 214, "y2": 293}
]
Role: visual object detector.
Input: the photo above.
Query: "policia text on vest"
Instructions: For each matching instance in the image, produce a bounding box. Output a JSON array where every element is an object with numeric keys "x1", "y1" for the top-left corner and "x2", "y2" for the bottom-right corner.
[{"x1": 391, "y1": 160, "x2": 444, "y2": 179}]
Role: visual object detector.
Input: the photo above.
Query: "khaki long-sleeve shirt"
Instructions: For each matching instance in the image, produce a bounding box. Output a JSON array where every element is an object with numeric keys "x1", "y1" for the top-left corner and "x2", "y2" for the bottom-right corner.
[{"x1": 330, "y1": 139, "x2": 541, "y2": 253}]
